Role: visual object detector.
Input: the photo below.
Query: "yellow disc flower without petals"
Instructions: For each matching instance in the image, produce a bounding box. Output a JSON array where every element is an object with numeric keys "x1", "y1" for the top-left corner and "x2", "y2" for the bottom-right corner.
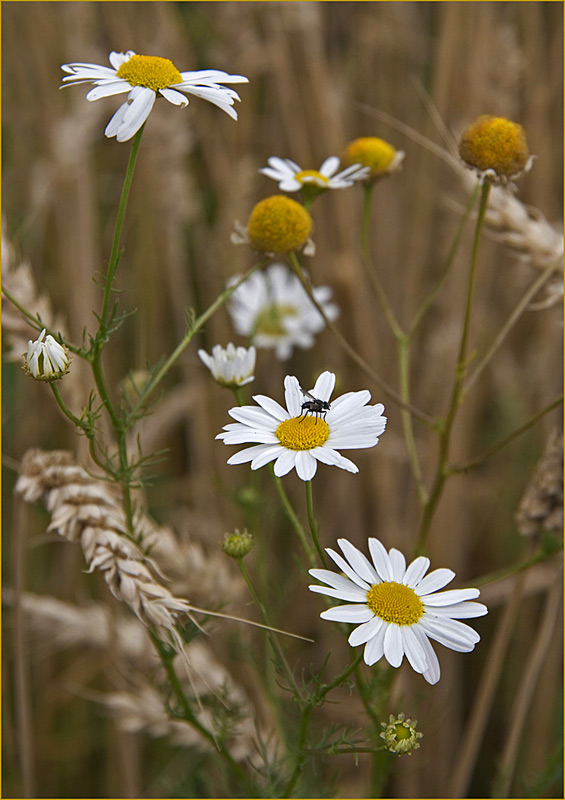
[
  {"x1": 247, "y1": 195, "x2": 313, "y2": 254},
  {"x1": 342, "y1": 137, "x2": 404, "y2": 181},
  {"x1": 459, "y1": 115, "x2": 530, "y2": 182},
  {"x1": 309, "y1": 537, "x2": 487, "y2": 684}
]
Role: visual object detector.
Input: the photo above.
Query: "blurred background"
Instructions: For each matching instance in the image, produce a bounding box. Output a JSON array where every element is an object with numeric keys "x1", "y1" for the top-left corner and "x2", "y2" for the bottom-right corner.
[{"x1": 2, "y1": 2, "x2": 563, "y2": 798}]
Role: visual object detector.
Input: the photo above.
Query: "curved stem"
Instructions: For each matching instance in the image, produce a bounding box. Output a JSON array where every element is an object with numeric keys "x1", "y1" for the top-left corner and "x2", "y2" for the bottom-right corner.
[
  {"x1": 304, "y1": 480, "x2": 327, "y2": 567},
  {"x1": 415, "y1": 179, "x2": 491, "y2": 554},
  {"x1": 463, "y1": 259, "x2": 560, "y2": 396},
  {"x1": 287, "y1": 250, "x2": 434, "y2": 426},
  {"x1": 360, "y1": 184, "x2": 403, "y2": 339},
  {"x1": 99, "y1": 127, "x2": 144, "y2": 329},
  {"x1": 271, "y1": 472, "x2": 316, "y2": 566},
  {"x1": 126, "y1": 260, "x2": 268, "y2": 424}
]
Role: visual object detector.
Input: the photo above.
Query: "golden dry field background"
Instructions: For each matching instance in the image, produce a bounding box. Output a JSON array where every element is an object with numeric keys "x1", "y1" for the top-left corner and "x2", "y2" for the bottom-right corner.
[{"x1": 2, "y1": 2, "x2": 563, "y2": 798}]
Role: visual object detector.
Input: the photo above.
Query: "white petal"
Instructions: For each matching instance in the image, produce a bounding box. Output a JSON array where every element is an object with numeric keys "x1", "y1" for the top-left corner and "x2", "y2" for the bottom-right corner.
[
  {"x1": 311, "y1": 371, "x2": 336, "y2": 402},
  {"x1": 423, "y1": 588, "x2": 481, "y2": 607},
  {"x1": 226, "y1": 444, "x2": 273, "y2": 464},
  {"x1": 324, "y1": 548, "x2": 372, "y2": 590},
  {"x1": 348, "y1": 616, "x2": 384, "y2": 646},
  {"x1": 159, "y1": 87, "x2": 189, "y2": 106},
  {"x1": 384, "y1": 624, "x2": 404, "y2": 667},
  {"x1": 338, "y1": 539, "x2": 379, "y2": 584},
  {"x1": 294, "y1": 450, "x2": 317, "y2": 481},
  {"x1": 419, "y1": 616, "x2": 480, "y2": 652},
  {"x1": 401, "y1": 625, "x2": 428, "y2": 674},
  {"x1": 413, "y1": 626, "x2": 441, "y2": 685},
  {"x1": 415, "y1": 568, "x2": 456, "y2": 596},
  {"x1": 86, "y1": 81, "x2": 131, "y2": 100},
  {"x1": 228, "y1": 405, "x2": 278, "y2": 429},
  {"x1": 115, "y1": 87, "x2": 156, "y2": 141},
  {"x1": 319, "y1": 156, "x2": 340, "y2": 177},
  {"x1": 284, "y1": 375, "x2": 303, "y2": 417},
  {"x1": 251, "y1": 445, "x2": 284, "y2": 470},
  {"x1": 309, "y1": 568, "x2": 365, "y2": 593},
  {"x1": 427, "y1": 601, "x2": 488, "y2": 619},
  {"x1": 251, "y1": 394, "x2": 288, "y2": 421},
  {"x1": 368, "y1": 538, "x2": 394, "y2": 582},
  {"x1": 309, "y1": 584, "x2": 369, "y2": 602},
  {"x1": 312, "y1": 447, "x2": 359, "y2": 474},
  {"x1": 363, "y1": 624, "x2": 386, "y2": 665},
  {"x1": 388, "y1": 548, "x2": 407, "y2": 581},
  {"x1": 403, "y1": 556, "x2": 430, "y2": 588},
  {"x1": 320, "y1": 605, "x2": 374, "y2": 623},
  {"x1": 273, "y1": 449, "x2": 297, "y2": 477}
]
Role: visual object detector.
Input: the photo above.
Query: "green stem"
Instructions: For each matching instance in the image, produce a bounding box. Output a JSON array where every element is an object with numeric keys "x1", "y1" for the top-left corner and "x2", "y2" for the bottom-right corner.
[
  {"x1": 99, "y1": 126, "x2": 144, "y2": 329},
  {"x1": 271, "y1": 471, "x2": 317, "y2": 566},
  {"x1": 408, "y1": 182, "x2": 481, "y2": 338},
  {"x1": 125, "y1": 260, "x2": 268, "y2": 424},
  {"x1": 304, "y1": 480, "x2": 327, "y2": 566},
  {"x1": 452, "y1": 395, "x2": 563, "y2": 474},
  {"x1": 415, "y1": 179, "x2": 491, "y2": 554},
  {"x1": 150, "y1": 632, "x2": 256, "y2": 796},
  {"x1": 237, "y1": 559, "x2": 304, "y2": 704},
  {"x1": 287, "y1": 250, "x2": 433, "y2": 426},
  {"x1": 282, "y1": 705, "x2": 313, "y2": 798},
  {"x1": 397, "y1": 335, "x2": 427, "y2": 505},
  {"x1": 361, "y1": 184, "x2": 403, "y2": 339},
  {"x1": 0, "y1": 288, "x2": 84, "y2": 355}
]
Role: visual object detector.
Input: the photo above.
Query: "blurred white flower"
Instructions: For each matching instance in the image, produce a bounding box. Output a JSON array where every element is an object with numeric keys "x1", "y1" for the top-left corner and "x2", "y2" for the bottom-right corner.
[
  {"x1": 198, "y1": 343, "x2": 256, "y2": 388},
  {"x1": 61, "y1": 51, "x2": 248, "y2": 141},
  {"x1": 227, "y1": 263, "x2": 338, "y2": 360},
  {"x1": 24, "y1": 329, "x2": 70, "y2": 382},
  {"x1": 217, "y1": 371, "x2": 386, "y2": 481},
  {"x1": 309, "y1": 538, "x2": 487, "y2": 684},
  {"x1": 260, "y1": 156, "x2": 370, "y2": 193}
]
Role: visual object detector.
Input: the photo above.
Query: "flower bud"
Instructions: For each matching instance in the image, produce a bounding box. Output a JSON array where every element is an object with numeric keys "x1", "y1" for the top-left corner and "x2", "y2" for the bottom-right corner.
[
  {"x1": 380, "y1": 712, "x2": 423, "y2": 756},
  {"x1": 222, "y1": 528, "x2": 254, "y2": 559},
  {"x1": 24, "y1": 329, "x2": 70, "y2": 382},
  {"x1": 247, "y1": 195, "x2": 312, "y2": 254}
]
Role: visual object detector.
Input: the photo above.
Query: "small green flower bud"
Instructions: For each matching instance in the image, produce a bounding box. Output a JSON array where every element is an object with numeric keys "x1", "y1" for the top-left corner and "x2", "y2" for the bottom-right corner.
[
  {"x1": 380, "y1": 712, "x2": 423, "y2": 756},
  {"x1": 222, "y1": 528, "x2": 254, "y2": 559}
]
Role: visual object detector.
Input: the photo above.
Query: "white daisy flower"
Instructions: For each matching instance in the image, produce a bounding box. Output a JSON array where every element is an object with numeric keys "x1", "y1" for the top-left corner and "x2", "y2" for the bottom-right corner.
[
  {"x1": 227, "y1": 263, "x2": 339, "y2": 360},
  {"x1": 61, "y1": 51, "x2": 248, "y2": 142},
  {"x1": 24, "y1": 329, "x2": 70, "y2": 382},
  {"x1": 309, "y1": 538, "x2": 488, "y2": 685},
  {"x1": 198, "y1": 343, "x2": 256, "y2": 388},
  {"x1": 216, "y1": 371, "x2": 386, "y2": 481},
  {"x1": 260, "y1": 156, "x2": 370, "y2": 192}
]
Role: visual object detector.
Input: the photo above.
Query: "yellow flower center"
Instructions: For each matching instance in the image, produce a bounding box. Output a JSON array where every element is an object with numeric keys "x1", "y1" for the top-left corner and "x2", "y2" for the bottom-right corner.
[
  {"x1": 342, "y1": 137, "x2": 396, "y2": 177},
  {"x1": 247, "y1": 195, "x2": 313, "y2": 254},
  {"x1": 116, "y1": 54, "x2": 182, "y2": 91},
  {"x1": 458, "y1": 115, "x2": 529, "y2": 178},
  {"x1": 295, "y1": 169, "x2": 329, "y2": 187},
  {"x1": 254, "y1": 303, "x2": 297, "y2": 337},
  {"x1": 276, "y1": 415, "x2": 330, "y2": 451},
  {"x1": 366, "y1": 581, "x2": 424, "y2": 625}
]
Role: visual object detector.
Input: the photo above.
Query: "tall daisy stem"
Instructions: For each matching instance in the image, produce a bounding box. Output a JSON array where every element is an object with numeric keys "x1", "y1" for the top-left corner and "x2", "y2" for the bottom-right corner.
[
  {"x1": 271, "y1": 472, "x2": 317, "y2": 566},
  {"x1": 416, "y1": 179, "x2": 491, "y2": 554},
  {"x1": 304, "y1": 481, "x2": 327, "y2": 567}
]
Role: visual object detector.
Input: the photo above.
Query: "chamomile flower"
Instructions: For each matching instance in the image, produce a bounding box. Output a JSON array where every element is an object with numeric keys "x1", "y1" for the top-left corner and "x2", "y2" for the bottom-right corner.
[
  {"x1": 342, "y1": 137, "x2": 405, "y2": 182},
  {"x1": 24, "y1": 329, "x2": 70, "y2": 382},
  {"x1": 217, "y1": 371, "x2": 386, "y2": 481},
  {"x1": 260, "y1": 156, "x2": 370, "y2": 200},
  {"x1": 61, "y1": 51, "x2": 248, "y2": 141},
  {"x1": 309, "y1": 538, "x2": 487, "y2": 685},
  {"x1": 198, "y1": 343, "x2": 256, "y2": 388},
  {"x1": 226, "y1": 263, "x2": 339, "y2": 360},
  {"x1": 458, "y1": 114, "x2": 533, "y2": 185}
]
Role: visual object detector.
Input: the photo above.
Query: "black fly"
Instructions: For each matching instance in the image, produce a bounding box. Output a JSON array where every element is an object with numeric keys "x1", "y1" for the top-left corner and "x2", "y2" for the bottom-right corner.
[{"x1": 299, "y1": 389, "x2": 331, "y2": 424}]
